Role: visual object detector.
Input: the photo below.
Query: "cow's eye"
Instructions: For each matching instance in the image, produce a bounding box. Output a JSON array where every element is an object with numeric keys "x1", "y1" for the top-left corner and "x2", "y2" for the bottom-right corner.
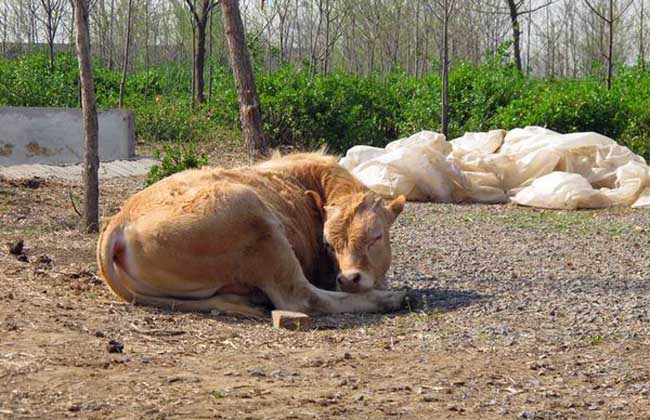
[
  {"x1": 370, "y1": 234, "x2": 383, "y2": 245},
  {"x1": 323, "y1": 240, "x2": 335, "y2": 253}
]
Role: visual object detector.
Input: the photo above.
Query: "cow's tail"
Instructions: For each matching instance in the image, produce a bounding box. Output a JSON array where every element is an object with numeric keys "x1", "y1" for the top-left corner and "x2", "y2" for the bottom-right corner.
[{"x1": 97, "y1": 220, "x2": 136, "y2": 303}]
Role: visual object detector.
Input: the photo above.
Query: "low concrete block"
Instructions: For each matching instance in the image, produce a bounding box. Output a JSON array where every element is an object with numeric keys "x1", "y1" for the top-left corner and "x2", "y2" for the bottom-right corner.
[
  {"x1": 0, "y1": 107, "x2": 135, "y2": 165},
  {"x1": 271, "y1": 310, "x2": 312, "y2": 331}
]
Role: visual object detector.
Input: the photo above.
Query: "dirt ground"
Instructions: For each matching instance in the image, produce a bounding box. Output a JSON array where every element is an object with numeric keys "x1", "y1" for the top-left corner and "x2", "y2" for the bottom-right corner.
[{"x1": 1, "y1": 145, "x2": 650, "y2": 419}]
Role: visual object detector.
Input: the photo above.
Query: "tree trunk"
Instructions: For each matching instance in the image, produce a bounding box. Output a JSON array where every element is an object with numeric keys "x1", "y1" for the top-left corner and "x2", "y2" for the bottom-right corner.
[
  {"x1": 208, "y1": 6, "x2": 214, "y2": 101},
  {"x1": 323, "y1": 0, "x2": 331, "y2": 73},
  {"x1": 607, "y1": 0, "x2": 614, "y2": 90},
  {"x1": 47, "y1": 7, "x2": 55, "y2": 71},
  {"x1": 108, "y1": 0, "x2": 115, "y2": 70},
  {"x1": 194, "y1": 19, "x2": 207, "y2": 104},
  {"x1": 48, "y1": 34, "x2": 55, "y2": 71},
  {"x1": 506, "y1": 0, "x2": 523, "y2": 74},
  {"x1": 185, "y1": 0, "x2": 211, "y2": 105},
  {"x1": 1, "y1": 9, "x2": 6, "y2": 56},
  {"x1": 220, "y1": 0, "x2": 268, "y2": 163},
  {"x1": 414, "y1": 0, "x2": 421, "y2": 77},
  {"x1": 642, "y1": 0, "x2": 646, "y2": 71},
  {"x1": 73, "y1": 0, "x2": 99, "y2": 233},
  {"x1": 191, "y1": 13, "x2": 196, "y2": 102},
  {"x1": 118, "y1": 0, "x2": 133, "y2": 108},
  {"x1": 144, "y1": 0, "x2": 150, "y2": 69},
  {"x1": 441, "y1": 2, "x2": 449, "y2": 138},
  {"x1": 526, "y1": 0, "x2": 532, "y2": 76}
]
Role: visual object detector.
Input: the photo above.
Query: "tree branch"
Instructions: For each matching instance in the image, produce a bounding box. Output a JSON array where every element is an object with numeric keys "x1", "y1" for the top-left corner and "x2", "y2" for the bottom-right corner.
[
  {"x1": 584, "y1": 0, "x2": 610, "y2": 23},
  {"x1": 184, "y1": 0, "x2": 200, "y2": 23},
  {"x1": 613, "y1": 0, "x2": 635, "y2": 22},
  {"x1": 470, "y1": 0, "x2": 556, "y2": 16}
]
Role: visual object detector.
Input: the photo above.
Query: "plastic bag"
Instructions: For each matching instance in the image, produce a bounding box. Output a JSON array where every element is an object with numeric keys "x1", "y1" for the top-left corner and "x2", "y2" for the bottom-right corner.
[
  {"x1": 511, "y1": 172, "x2": 610, "y2": 210},
  {"x1": 340, "y1": 126, "x2": 650, "y2": 209}
]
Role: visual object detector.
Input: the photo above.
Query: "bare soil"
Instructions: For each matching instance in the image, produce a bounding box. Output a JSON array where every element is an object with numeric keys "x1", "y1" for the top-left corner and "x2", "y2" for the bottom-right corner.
[{"x1": 1, "y1": 145, "x2": 650, "y2": 419}]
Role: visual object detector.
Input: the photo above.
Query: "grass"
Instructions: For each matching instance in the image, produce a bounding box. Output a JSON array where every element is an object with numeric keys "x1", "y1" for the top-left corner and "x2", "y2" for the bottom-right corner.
[
  {"x1": 480, "y1": 209, "x2": 647, "y2": 237},
  {"x1": 402, "y1": 203, "x2": 649, "y2": 238},
  {"x1": 588, "y1": 335, "x2": 606, "y2": 346},
  {"x1": 0, "y1": 222, "x2": 62, "y2": 238},
  {"x1": 209, "y1": 391, "x2": 225, "y2": 399}
]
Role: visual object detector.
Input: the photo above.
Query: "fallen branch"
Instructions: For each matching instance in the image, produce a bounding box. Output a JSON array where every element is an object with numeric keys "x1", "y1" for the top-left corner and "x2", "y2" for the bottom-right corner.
[
  {"x1": 68, "y1": 189, "x2": 82, "y2": 217},
  {"x1": 130, "y1": 323, "x2": 186, "y2": 336}
]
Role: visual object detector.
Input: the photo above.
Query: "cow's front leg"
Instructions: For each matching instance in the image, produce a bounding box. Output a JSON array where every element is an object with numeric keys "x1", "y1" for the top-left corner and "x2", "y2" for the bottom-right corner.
[
  {"x1": 266, "y1": 253, "x2": 405, "y2": 314},
  {"x1": 302, "y1": 287, "x2": 406, "y2": 315},
  {"x1": 246, "y1": 222, "x2": 405, "y2": 315}
]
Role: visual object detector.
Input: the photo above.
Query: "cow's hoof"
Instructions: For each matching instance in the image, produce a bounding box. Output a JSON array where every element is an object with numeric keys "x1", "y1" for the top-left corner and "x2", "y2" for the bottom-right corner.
[{"x1": 375, "y1": 289, "x2": 407, "y2": 312}]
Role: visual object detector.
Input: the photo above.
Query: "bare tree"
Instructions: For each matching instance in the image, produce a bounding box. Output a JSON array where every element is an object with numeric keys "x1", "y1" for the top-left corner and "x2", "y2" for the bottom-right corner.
[
  {"x1": 430, "y1": 0, "x2": 457, "y2": 137},
  {"x1": 220, "y1": 0, "x2": 268, "y2": 163},
  {"x1": 473, "y1": 1, "x2": 555, "y2": 74},
  {"x1": 639, "y1": 0, "x2": 647, "y2": 69},
  {"x1": 118, "y1": 0, "x2": 133, "y2": 108},
  {"x1": 584, "y1": 0, "x2": 634, "y2": 89},
  {"x1": 73, "y1": 0, "x2": 99, "y2": 233},
  {"x1": 208, "y1": 4, "x2": 214, "y2": 100},
  {"x1": 1, "y1": 4, "x2": 7, "y2": 56},
  {"x1": 37, "y1": 0, "x2": 67, "y2": 70},
  {"x1": 185, "y1": 0, "x2": 217, "y2": 104}
]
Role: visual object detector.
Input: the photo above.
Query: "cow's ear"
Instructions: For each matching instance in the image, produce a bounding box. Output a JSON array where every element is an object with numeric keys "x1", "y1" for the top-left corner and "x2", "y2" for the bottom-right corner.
[
  {"x1": 386, "y1": 195, "x2": 406, "y2": 219},
  {"x1": 306, "y1": 190, "x2": 325, "y2": 218}
]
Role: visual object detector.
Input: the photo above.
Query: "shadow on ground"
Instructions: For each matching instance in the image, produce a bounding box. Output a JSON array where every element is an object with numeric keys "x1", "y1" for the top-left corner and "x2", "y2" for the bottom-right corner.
[
  {"x1": 310, "y1": 284, "x2": 485, "y2": 330},
  {"x1": 103, "y1": 280, "x2": 486, "y2": 331}
]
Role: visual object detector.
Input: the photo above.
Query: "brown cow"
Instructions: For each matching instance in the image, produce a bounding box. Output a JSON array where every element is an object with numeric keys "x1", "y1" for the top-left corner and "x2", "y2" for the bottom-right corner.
[{"x1": 97, "y1": 152, "x2": 406, "y2": 317}]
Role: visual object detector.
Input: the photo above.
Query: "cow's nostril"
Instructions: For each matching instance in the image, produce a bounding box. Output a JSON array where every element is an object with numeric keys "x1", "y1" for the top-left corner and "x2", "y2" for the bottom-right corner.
[
  {"x1": 349, "y1": 273, "x2": 361, "y2": 283},
  {"x1": 336, "y1": 274, "x2": 346, "y2": 284}
]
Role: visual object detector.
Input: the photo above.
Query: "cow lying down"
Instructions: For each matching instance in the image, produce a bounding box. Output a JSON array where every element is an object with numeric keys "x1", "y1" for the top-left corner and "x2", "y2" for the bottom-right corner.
[{"x1": 97, "y1": 152, "x2": 407, "y2": 318}]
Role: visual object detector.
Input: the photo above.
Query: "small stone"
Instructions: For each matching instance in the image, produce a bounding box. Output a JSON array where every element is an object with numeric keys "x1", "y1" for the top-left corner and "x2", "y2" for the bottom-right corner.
[
  {"x1": 272, "y1": 310, "x2": 311, "y2": 331},
  {"x1": 24, "y1": 177, "x2": 42, "y2": 189},
  {"x1": 247, "y1": 368, "x2": 266, "y2": 377},
  {"x1": 95, "y1": 331, "x2": 106, "y2": 338},
  {"x1": 223, "y1": 371, "x2": 240, "y2": 377},
  {"x1": 107, "y1": 339, "x2": 124, "y2": 353},
  {"x1": 36, "y1": 255, "x2": 52, "y2": 265},
  {"x1": 9, "y1": 239, "x2": 24, "y2": 255},
  {"x1": 16, "y1": 254, "x2": 28, "y2": 263}
]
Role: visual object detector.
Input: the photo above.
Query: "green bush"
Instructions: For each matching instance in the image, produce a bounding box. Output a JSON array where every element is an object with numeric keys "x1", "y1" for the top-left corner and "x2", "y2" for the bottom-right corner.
[
  {"x1": 491, "y1": 79, "x2": 627, "y2": 139},
  {"x1": 258, "y1": 67, "x2": 402, "y2": 151},
  {"x1": 145, "y1": 143, "x2": 209, "y2": 186},
  {"x1": 2, "y1": 51, "x2": 650, "y2": 160}
]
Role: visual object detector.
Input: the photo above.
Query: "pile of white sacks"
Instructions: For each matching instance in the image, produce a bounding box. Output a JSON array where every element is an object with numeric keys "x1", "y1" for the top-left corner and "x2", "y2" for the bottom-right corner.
[{"x1": 339, "y1": 126, "x2": 650, "y2": 210}]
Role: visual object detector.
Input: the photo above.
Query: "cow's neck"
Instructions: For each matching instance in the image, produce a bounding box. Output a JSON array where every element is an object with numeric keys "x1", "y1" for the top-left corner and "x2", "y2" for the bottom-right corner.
[{"x1": 308, "y1": 163, "x2": 368, "y2": 205}]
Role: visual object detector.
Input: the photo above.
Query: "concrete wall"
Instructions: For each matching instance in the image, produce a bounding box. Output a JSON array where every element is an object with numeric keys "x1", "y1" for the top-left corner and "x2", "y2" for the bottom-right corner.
[{"x1": 0, "y1": 107, "x2": 135, "y2": 166}]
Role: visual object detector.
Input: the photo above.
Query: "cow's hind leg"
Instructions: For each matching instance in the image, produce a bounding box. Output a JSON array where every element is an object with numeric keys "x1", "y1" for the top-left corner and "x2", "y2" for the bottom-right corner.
[{"x1": 132, "y1": 293, "x2": 267, "y2": 319}]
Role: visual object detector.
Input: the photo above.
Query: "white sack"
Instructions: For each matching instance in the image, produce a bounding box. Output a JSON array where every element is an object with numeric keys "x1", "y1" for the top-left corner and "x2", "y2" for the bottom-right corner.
[
  {"x1": 450, "y1": 129, "x2": 506, "y2": 158},
  {"x1": 511, "y1": 172, "x2": 610, "y2": 210},
  {"x1": 632, "y1": 188, "x2": 650, "y2": 208},
  {"x1": 340, "y1": 126, "x2": 650, "y2": 210}
]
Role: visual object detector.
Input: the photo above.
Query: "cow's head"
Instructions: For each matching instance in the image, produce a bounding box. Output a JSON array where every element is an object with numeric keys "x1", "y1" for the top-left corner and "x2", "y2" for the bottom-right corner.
[{"x1": 320, "y1": 192, "x2": 406, "y2": 293}]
